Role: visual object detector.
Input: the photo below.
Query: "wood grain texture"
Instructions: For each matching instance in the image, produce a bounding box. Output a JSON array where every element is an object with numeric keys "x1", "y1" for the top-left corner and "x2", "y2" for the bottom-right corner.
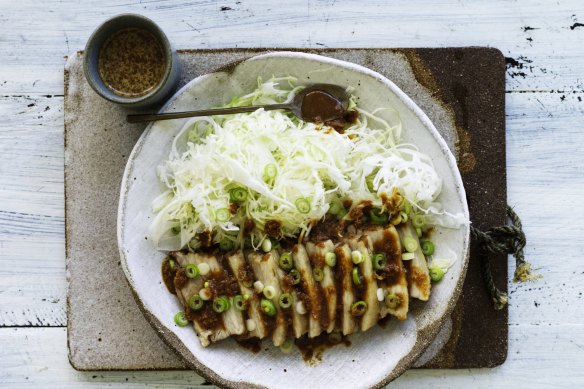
[
  {"x1": 0, "y1": 0, "x2": 584, "y2": 94},
  {"x1": 1, "y1": 325, "x2": 582, "y2": 388},
  {"x1": 0, "y1": 0, "x2": 583, "y2": 386}
]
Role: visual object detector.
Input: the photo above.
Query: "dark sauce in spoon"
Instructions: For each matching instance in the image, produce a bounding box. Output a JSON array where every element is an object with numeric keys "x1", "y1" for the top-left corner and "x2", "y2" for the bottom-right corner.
[{"x1": 301, "y1": 90, "x2": 344, "y2": 122}]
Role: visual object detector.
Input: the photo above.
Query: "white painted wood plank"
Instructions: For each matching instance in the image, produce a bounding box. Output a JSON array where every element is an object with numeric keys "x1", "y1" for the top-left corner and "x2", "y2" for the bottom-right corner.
[
  {"x1": 1, "y1": 0, "x2": 583, "y2": 94},
  {"x1": 0, "y1": 95, "x2": 65, "y2": 326},
  {"x1": 0, "y1": 325, "x2": 582, "y2": 387},
  {"x1": 1, "y1": 91, "x2": 583, "y2": 329}
]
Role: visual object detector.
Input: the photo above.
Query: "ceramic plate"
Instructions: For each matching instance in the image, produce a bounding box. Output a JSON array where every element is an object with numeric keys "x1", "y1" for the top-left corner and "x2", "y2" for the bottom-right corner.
[{"x1": 118, "y1": 51, "x2": 470, "y2": 388}]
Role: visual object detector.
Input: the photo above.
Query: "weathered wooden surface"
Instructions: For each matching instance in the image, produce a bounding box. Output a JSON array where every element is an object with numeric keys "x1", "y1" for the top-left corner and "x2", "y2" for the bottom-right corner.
[{"x1": 0, "y1": 0, "x2": 583, "y2": 387}]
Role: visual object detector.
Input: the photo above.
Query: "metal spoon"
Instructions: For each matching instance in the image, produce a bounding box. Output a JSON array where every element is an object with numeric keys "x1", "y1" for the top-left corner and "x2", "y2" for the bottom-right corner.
[{"x1": 126, "y1": 83, "x2": 349, "y2": 124}]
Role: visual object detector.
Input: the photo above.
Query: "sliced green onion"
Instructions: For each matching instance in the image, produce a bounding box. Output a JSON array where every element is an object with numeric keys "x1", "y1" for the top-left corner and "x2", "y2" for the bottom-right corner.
[
  {"x1": 219, "y1": 238, "x2": 234, "y2": 251},
  {"x1": 352, "y1": 267, "x2": 361, "y2": 285},
  {"x1": 279, "y1": 252, "x2": 294, "y2": 270},
  {"x1": 229, "y1": 187, "x2": 247, "y2": 203},
  {"x1": 313, "y1": 268, "x2": 324, "y2": 282},
  {"x1": 260, "y1": 298, "x2": 276, "y2": 317},
  {"x1": 402, "y1": 252, "x2": 415, "y2": 261},
  {"x1": 168, "y1": 259, "x2": 175, "y2": 270},
  {"x1": 328, "y1": 201, "x2": 343, "y2": 215},
  {"x1": 174, "y1": 311, "x2": 189, "y2": 327},
  {"x1": 212, "y1": 296, "x2": 230, "y2": 313},
  {"x1": 390, "y1": 215, "x2": 402, "y2": 225},
  {"x1": 350, "y1": 301, "x2": 367, "y2": 316},
  {"x1": 295, "y1": 198, "x2": 311, "y2": 214},
  {"x1": 215, "y1": 208, "x2": 230, "y2": 222},
  {"x1": 365, "y1": 172, "x2": 377, "y2": 193},
  {"x1": 278, "y1": 293, "x2": 293, "y2": 309},
  {"x1": 188, "y1": 294, "x2": 204, "y2": 310},
  {"x1": 351, "y1": 250, "x2": 363, "y2": 264},
  {"x1": 325, "y1": 252, "x2": 337, "y2": 267},
  {"x1": 336, "y1": 209, "x2": 348, "y2": 220},
  {"x1": 412, "y1": 214, "x2": 425, "y2": 228},
  {"x1": 430, "y1": 268, "x2": 445, "y2": 282},
  {"x1": 421, "y1": 240, "x2": 435, "y2": 256},
  {"x1": 263, "y1": 285, "x2": 276, "y2": 299},
  {"x1": 372, "y1": 253, "x2": 387, "y2": 270},
  {"x1": 280, "y1": 339, "x2": 294, "y2": 353},
  {"x1": 233, "y1": 295, "x2": 248, "y2": 311},
  {"x1": 385, "y1": 293, "x2": 401, "y2": 309},
  {"x1": 403, "y1": 237, "x2": 418, "y2": 253},
  {"x1": 369, "y1": 208, "x2": 389, "y2": 225},
  {"x1": 416, "y1": 227, "x2": 423, "y2": 238},
  {"x1": 289, "y1": 269, "x2": 301, "y2": 285},
  {"x1": 399, "y1": 211, "x2": 408, "y2": 223},
  {"x1": 263, "y1": 163, "x2": 277, "y2": 181},
  {"x1": 185, "y1": 264, "x2": 200, "y2": 279},
  {"x1": 402, "y1": 200, "x2": 412, "y2": 215},
  {"x1": 262, "y1": 238, "x2": 272, "y2": 252}
]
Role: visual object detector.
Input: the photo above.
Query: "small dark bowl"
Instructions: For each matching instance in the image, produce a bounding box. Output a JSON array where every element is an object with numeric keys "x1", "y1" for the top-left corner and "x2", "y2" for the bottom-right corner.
[{"x1": 83, "y1": 14, "x2": 180, "y2": 109}]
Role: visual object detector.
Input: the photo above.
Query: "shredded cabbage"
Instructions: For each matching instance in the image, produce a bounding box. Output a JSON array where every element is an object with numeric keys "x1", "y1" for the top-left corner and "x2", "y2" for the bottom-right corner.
[{"x1": 150, "y1": 76, "x2": 462, "y2": 251}]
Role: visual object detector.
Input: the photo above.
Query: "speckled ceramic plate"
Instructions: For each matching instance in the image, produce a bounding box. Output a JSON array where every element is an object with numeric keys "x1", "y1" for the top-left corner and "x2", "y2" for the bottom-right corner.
[{"x1": 118, "y1": 51, "x2": 470, "y2": 388}]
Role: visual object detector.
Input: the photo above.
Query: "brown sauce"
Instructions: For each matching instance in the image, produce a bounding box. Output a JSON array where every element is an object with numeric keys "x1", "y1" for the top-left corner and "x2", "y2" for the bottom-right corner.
[
  {"x1": 98, "y1": 28, "x2": 166, "y2": 97},
  {"x1": 295, "y1": 332, "x2": 351, "y2": 363},
  {"x1": 371, "y1": 228, "x2": 403, "y2": 285},
  {"x1": 264, "y1": 220, "x2": 282, "y2": 239},
  {"x1": 308, "y1": 215, "x2": 344, "y2": 243},
  {"x1": 301, "y1": 90, "x2": 344, "y2": 123},
  {"x1": 161, "y1": 256, "x2": 177, "y2": 294},
  {"x1": 236, "y1": 337, "x2": 262, "y2": 353},
  {"x1": 194, "y1": 303, "x2": 223, "y2": 330},
  {"x1": 207, "y1": 269, "x2": 240, "y2": 297}
]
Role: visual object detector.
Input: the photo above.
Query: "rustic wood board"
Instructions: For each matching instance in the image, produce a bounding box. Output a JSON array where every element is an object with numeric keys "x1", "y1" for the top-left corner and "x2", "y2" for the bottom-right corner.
[{"x1": 65, "y1": 47, "x2": 506, "y2": 372}]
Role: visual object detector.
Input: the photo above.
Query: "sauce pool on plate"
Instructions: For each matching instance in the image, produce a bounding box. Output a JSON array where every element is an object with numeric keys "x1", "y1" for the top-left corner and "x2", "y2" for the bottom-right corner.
[{"x1": 98, "y1": 27, "x2": 166, "y2": 97}]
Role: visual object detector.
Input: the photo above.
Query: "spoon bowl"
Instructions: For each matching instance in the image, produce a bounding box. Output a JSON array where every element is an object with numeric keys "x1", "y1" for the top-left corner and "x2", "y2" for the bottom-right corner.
[{"x1": 126, "y1": 83, "x2": 349, "y2": 124}]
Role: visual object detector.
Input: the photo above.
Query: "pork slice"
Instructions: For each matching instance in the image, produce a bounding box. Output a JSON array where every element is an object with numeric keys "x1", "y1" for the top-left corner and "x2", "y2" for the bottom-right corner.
[
  {"x1": 397, "y1": 222, "x2": 431, "y2": 301},
  {"x1": 305, "y1": 240, "x2": 337, "y2": 333},
  {"x1": 193, "y1": 252, "x2": 246, "y2": 337},
  {"x1": 363, "y1": 226, "x2": 409, "y2": 320},
  {"x1": 347, "y1": 235, "x2": 380, "y2": 332},
  {"x1": 169, "y1": 251, "x2": 228, "y2": 346},
  {"x1": 334, "y1": 243, "x2": 356, "y2": 335},
  {"x1": 274, "y1": 258, "x2": 308, "y2": 339},
  {"x1": 247, "y1": 251, "x2": 288, "y2": 346},
  {"x1": 225, "y1": 250, "x2": 268, "y2": 339},
  {"x1": 292, "y1": 244, "x2": 324, "y2": 338}
]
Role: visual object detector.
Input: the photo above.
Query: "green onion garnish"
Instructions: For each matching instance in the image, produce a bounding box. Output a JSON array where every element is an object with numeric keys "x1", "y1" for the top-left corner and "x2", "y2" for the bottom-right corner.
[
  {"x1": 219, "y1": 238, "x2": 234, "y2": 251},
  {"x1": 399, "y1": 211, "x2": 408, "y2": 223},
  {"x1": 215, "y1": 208, "x2": 231, "y2": 222},
  {"x1": 261, "y1": 298, "x2": 277, "y2": 317},
  {"x1": 212, "y1": 296, "x2": 231, "y2": 313},
  {"x1": 313, "y1": 268, "x2": 324, "y2": 282},
  {"x1": 403, "y1": 237, "x2": 418, "y2": 253},
  {"x1": 372, "y1": 253, "x2": 386, "y2": 270},
  {"x1": 350, "y1": 301, "x2": 367, "y2": 316},
  {"x1": 412, "y1": 214, "x2": 425, "y2": 228},
  {"x1": 184, "y1": 264, "x2": 199, "y2": 278},
  {"x1": 369, "y1": 208, "x2": 389, "y2": 225},
  {"x1": 279, "y1": 339, "x2": 294, "y2": 353},
  {"x1": 233, "y1": 295, "x2": 247, "y2": 311},
  {"x1": 325, "y1": 252, "x2": 337, "y2": 267},
  {"x1": 385, "y1": 293, "x2": 401, "y2": 309},
  {"x1": 174, "y1": 311, "x2": 189, "y2": 327},
  {"x1": 279, "y1": 252, "x2": 294, "y2": 270},
  {"x1": 351, "y1": 250, "x2": 363, "y2": 264},
  {"x1": 402, "y1": 252, "x2": 415, "y2": 261},
  {"x1": 278, "y1": 293, "x2": 293, "y2": 309},
  {"x1": 352, "y1": 267, "x2": 361, "y2": 285},
  {"x1": 295, "y1": 197, "x2": 311, "y2": 214},
  {"x1": 229, "y1": 187, "x2": 247, "y2": 203},
  {"x1": 263, "y1": 163, "x2": 277, "y2": 182},
  {"x1": 168, "y1": 259, "x2": 175, "y2": 270},
  {"x1": 263, "y1": 285, "x2": 276, "y2": 299},
  {"x1": 430, "y1": 268, "x2": 445, "y2": 282},
  {"x1": 421, "y1": 240, "x2": 435, "y2": 256},
  {"x1": 336, "y1": 209, "x2": 348, "y2": 220},
  {"x1": 402, "y1": 199, "x2": 412, "y2": 215},
  {"x1": 262, "y1": 238, "x2": 272, "y2": 252},
  {"x1": 289, "y1": 269, "x2": 301, "y2": 285},
  {"x1": 188, "y1": 294, "x2": 204, "y2": 310},
  {"x1": 328, "y1": 201, "x2": 343, "y2": 215},
  {"x1": 416, "y1": 227, "x2": 423, "y2": 238}
]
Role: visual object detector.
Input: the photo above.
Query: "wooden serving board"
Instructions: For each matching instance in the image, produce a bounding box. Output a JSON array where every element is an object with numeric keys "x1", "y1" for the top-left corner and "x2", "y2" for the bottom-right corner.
[{"x1": 65, "y1": 47, "x2": 506, "y2": 372}]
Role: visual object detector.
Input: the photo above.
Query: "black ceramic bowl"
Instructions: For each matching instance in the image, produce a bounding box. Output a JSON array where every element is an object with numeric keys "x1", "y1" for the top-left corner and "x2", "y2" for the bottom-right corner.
[{"x1": 83, "y1": 14, "x2": 180, "y2": 109}]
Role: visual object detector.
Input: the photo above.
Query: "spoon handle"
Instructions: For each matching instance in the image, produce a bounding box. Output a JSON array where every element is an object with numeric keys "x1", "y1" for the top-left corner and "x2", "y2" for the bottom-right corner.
[{"x1": 127, "y1": 103, "x2": 291, "y2": 123}]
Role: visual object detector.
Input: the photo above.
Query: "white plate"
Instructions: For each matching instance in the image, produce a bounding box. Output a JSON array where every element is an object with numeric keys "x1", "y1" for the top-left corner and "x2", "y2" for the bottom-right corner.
[{"x1": 118, "y1": 51, "x2": 470, "y2": 389}]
